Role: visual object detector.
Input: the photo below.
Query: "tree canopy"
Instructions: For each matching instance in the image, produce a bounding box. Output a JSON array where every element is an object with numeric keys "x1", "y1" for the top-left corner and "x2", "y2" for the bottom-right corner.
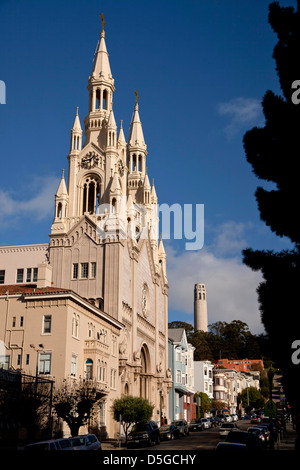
[
  {"x1": 169, "y1": 320, "x2": 265, "y2": 362},
  {"x1": 53, "y1": 380, "x2": 104, "y2": 437},
  {"x1": 242, "y1": 0, "x2": 300, "y2": 425},
  {"x1": 112, "y1": 395, "x2": 154, "y2": 442}
]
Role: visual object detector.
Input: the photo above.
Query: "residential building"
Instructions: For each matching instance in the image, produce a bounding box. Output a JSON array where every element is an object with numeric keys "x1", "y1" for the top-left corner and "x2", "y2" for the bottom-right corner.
[
  {"x1": 168, "y1": 329, "x2": 196, "y2": 423},
  {"x1": 216, "y1": 358, "x2": 264, "y2": 372},
  {"x1": 0, "y1": 283, "x2": 123, "y2": 437},
  {"x1": 0, "y1": 245, "x2": 48, "y2": 285},
  {"x1": 213, "y1": 367, "x2": 261, "y2": 414},
  {"x1": 194, "y1": 360, "x2": 214, "y2": 399}
]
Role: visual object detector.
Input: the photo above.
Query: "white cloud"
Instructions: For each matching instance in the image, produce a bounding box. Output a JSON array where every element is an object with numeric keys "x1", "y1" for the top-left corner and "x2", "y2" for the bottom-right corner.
[
  {"x1": 165, "y1": 220, "x2": 264, "y2": 334},
  {"x1": 218, "y1": 97, "x2": 263, "y2": 138},
  {"x1": 0, "y1": 175, "x2": 59, "y2": 226}
]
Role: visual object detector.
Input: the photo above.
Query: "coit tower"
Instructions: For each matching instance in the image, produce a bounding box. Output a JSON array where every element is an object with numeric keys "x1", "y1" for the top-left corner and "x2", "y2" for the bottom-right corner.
[{"x1": 194, "y1": 283, "x2": 208, "y2": 332}]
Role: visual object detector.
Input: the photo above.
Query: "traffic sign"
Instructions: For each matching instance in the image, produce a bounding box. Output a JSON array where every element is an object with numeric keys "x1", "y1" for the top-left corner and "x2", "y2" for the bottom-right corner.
[{"x1": 264, "y1": 399, "x2": 277, "y2": 418}]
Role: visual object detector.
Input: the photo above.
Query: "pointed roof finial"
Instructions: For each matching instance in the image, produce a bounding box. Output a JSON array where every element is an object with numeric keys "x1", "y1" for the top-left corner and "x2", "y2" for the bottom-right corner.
[
  {"x1": 135, "y1": 89, "x2": 139, "y2": 105},
  {"x1": 100, "y1": 13, "x2": 105, "y2": 32},
  {"x1": 76, "y1": 106, "x2": 79, "y2": 115},
  {"x1": 62, "y1": 168, "x2": 65, "y2": 178}
]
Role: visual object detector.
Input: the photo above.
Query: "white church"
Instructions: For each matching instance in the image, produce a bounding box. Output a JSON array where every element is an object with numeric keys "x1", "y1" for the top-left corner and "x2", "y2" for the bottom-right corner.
[{"x1": 0, "y1": 16, "x2": 173, "y2": 437}]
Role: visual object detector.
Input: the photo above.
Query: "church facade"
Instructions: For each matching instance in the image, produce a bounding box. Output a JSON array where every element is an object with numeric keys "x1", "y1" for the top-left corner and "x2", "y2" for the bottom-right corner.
[
  {"x1": 49, "y1": 17, "x2": 171, "y2": 421},
  {"x1": 0, "y1": 17, "x2": 171, "y2": 437}
]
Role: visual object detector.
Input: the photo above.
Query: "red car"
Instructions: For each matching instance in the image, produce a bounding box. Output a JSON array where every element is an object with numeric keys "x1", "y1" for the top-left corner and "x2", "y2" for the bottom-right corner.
[{"x1": 251, "y1": 415, "x2": 262, "y2": 424}]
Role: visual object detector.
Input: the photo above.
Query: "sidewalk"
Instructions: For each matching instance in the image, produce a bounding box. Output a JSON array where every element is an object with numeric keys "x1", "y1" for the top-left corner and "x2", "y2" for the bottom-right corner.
[
  {"x1": 102, "y1": 439, "x2": 124, "y2": 451},
  {"x1": 275, "y1": 423, "x2": 297, "y2": 451}
]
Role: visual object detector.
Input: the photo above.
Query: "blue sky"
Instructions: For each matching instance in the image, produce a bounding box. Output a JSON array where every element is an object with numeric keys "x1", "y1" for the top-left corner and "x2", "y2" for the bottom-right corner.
[{"x1": 0, "y1": 0, "x2": 296, "y2": 334}]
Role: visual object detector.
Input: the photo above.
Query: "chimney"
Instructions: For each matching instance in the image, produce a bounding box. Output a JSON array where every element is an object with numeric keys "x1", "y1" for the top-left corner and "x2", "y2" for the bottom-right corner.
[{"x1": 37, "y1": 262, "x2": 52, "y2": 288}]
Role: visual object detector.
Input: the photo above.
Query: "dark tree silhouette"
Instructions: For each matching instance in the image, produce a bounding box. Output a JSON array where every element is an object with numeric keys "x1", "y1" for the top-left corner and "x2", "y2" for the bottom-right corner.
[{"x1": 242, "y1": 1, "x2": 300, "y2": 442}]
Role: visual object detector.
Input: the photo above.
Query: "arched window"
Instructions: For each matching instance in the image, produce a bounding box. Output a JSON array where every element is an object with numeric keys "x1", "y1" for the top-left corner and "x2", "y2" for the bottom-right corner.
[
  {"x1": 112, "y1": 198, "x2": 116, "y2": 214},
  {"x1": 96, "y1": 89, "x2": 101, "y2": 110},
  {"x1": 72, "y1": 313, "x2": 79, "y2": 338},
  {"x1": 85, "y1": 359, "x2": 93, "y2": 380},
  {"x1": 82, "y1": 175, "x2": 101, "y2": 215},
  {"x1": 103, "y1": 89, "x2": 108, "y2": 110},
  {"x1": 140, "y1": 345, "x2": 150, "y2": 400},
  {"x1": 57, "y1": 202, "x2": 62, "y2": 219}
]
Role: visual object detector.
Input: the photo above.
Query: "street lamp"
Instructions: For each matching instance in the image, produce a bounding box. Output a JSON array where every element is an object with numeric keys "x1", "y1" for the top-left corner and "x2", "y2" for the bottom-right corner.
[
  {"x1": 267, "y1": 367, "x2": 275, "y2": 401},
  {"x1": 267, "y1": 367, "x2": 275, "y2": 450}
]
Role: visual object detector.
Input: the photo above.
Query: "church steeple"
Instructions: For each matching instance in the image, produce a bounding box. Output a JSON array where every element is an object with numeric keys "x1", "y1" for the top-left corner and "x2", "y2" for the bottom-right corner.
[
  {"x1": 91, "y1": 14, "x2": 112, "y2": 82},
  {"x1": 127, "y1": 91, "x2": 147, "y2": 179},
  {"x1": 128, "y1": 90, "x2": 147, "y2": 152},
  {"x1": 84, "y1": 14, "x2": 115, "y2": 147},
  {"x1": 70, "y1": 107, "x2": 82, "y2": 154}
]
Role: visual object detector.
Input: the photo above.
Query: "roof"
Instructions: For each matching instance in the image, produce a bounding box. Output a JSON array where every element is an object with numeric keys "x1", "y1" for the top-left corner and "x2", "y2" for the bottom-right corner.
[
  {"x1": 168, "y1": 328, "x2": 185, "y2": 343},
  {"x1": 0, "y1": 284, "x2": 71, "y2": 296},
  {"x1": 0, "y1": 284, "x2": 123, "y2": 329}
]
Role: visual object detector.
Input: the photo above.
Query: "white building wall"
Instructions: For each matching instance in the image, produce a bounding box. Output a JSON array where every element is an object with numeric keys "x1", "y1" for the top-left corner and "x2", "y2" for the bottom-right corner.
[{"x1": 194, "y1": 360, "x2": 214, "y2": 399}]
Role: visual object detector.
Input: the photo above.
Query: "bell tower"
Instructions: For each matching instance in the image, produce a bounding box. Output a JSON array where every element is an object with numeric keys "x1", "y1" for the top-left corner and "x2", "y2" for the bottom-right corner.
[
  {"x1": 84, "y1": 13, "x2": 115, "y2": 149},
  {"x1": 48, "y1": 13, "x2": 171, "y2": 428}
]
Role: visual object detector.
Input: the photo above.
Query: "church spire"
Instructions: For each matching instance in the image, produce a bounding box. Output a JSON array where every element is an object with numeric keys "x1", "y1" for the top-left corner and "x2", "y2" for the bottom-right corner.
[
  {"x1": 91, "y1": 14, "x2": 112, "y2": 81},
  {"x1": 84, "y1": 14, "x2": 116, "y2": 147},
  {"x1": 70, "y1": 107, "x2": 82, "y2": 153},
  {"x1": 128, "y1": 90, "x2": 146, "y2": 150}
]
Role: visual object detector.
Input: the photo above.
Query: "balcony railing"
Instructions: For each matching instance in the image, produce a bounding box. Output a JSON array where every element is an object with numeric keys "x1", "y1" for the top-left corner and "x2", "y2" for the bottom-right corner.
[{"x1": 84, "y1": 339, "x2": 109, "y2": 352}]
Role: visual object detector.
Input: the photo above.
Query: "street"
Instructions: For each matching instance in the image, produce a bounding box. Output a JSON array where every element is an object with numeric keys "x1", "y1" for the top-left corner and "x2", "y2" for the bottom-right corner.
[{"x1": 103, "y1": 418, "x2": 296, "y2": 452}]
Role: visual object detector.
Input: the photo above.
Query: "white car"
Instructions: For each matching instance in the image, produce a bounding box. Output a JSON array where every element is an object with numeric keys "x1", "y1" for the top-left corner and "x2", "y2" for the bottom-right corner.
[
  {"x1": 69, "y1": 434, "x2": 101, "y2": 450},
  {"x1": 219, "y1": 423, "x2": 239, "y2": 437},
  {"x1": 224, "y1": 415, "x2": 232, "y2": 422},
  {"x1": 201, "y1": 418, "x2": 211, "y2": 429}
]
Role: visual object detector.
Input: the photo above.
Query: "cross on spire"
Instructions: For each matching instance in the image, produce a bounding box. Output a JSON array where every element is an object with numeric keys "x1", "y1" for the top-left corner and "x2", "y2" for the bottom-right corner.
[{"x1": 100, "y1": 13, "x2": 105, "y2": 32}]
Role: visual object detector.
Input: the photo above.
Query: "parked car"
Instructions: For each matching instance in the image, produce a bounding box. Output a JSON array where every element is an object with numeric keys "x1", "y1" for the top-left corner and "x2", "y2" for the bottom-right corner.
[
  {"x1": 226, "y1": 429, "x2": 262, "y2": 450},
  {"x1": 171, "y1": 420, "x2": 189, "y2": 436},
  {"x1": 247, "y1": 426, "x2": 268, "y2": 446},
  {"x1": 219, "y1": 422, "x2": 239, "y2": 438},
  {"x1": 208, "y1": 417, "x2": 217, "y2": 427},
  {"x1": 251, "y1": 414, "x2": 262, "y2": 424},
  {"x1": 224, "y1": 415, "x2": 232, "y2": 422},
  {"x1": 201, "y1": 418, "x2": 211, "y2": 429},
  {"x1": 159, "y1": 424, "x2": 180, "y2": 440},
  {"x1": 69, "y1": 434, "x2": 101, "y2": 450},
  {"x1": 189, "y1": 418, "x2": 204, "y2": 432},
  {"x1": 231, "y1": 414, "x2": 238, "y2": 422},
  {"x1": 127, "y1": 421, "x2": 160, "y2": 448},
  {"x1": 243, "y1": 414, "x2": 252, "y2": 420},
  {"x1": 24, "y1": 438, "x2": 73, "y2": 451},
  {"x1": 216, "y1": 442, "x2": 247, "y2": 451},
  {"x1": 214, "y1": 416, "x2": 222, "y2": 426},
  {"x1": 252, "y1": 424, "x2": 271, "y2": 441},
  {"x1": 216, "y1": 414, "x2": 226, "y2": 423}
]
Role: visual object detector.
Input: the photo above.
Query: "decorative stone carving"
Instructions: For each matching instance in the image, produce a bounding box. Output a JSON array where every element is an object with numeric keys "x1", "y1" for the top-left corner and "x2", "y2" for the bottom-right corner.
[
  {"x1": 133, "y1": 350, "x2": 141, "y2": 362},
  {"x1": 141, "y1": 283, "x2": 148, "y2": 318},
  {"x1": 118, "y1": 159, "x2": 125, "y2": 177}
]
